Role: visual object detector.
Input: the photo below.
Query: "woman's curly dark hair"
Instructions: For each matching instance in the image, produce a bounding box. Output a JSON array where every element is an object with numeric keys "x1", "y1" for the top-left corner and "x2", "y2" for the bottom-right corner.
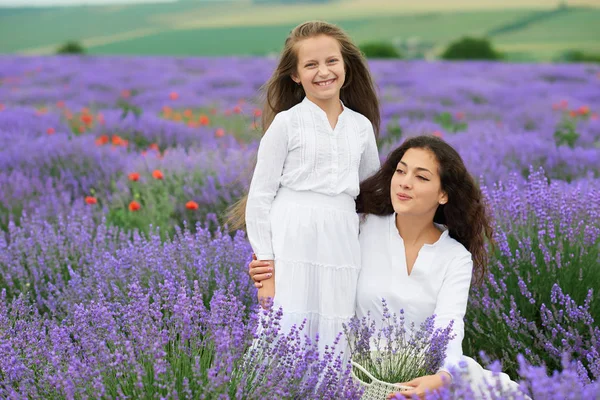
[{"x1": 356, "y1": 135, "x2": 493, "y2": 285}]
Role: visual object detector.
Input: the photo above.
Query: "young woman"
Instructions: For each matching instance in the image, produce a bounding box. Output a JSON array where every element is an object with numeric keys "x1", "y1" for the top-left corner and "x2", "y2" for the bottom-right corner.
[
  {"x1": 228, "y1": 20, "x2": 381, "y2": 355},
  {"x1": 251, "y1": 136, "x2": 523, "y2": 398}
]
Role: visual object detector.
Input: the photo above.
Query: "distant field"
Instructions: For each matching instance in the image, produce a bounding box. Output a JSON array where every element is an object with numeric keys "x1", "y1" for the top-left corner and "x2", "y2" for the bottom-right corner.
[
  {"x1": 493, "y1": 7, "x2": 600, "y2": 55},
  {"x1": 87, "y1": 8, "x2": 600, "y2": 61},
  {"x1": 87, "y1": 25, "x2": 295, "y2": 56},
  {"x1": 0, "y1": 0, "x2": 599, "y2": 60},
  {"x1": 0, "y1": 1, "x2": 200, "y2": 52},
  {"x1": 86, "y1": 10, "x2": 538, "y2": 57}
]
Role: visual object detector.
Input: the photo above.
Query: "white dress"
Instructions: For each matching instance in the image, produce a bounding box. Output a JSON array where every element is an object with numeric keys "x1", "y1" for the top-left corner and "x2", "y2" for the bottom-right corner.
[
  {"x1": 356, "y1": 214, "x2": 524, "y2": 398},
  {"x1": 246, "y1": 97, "x2": 380, "y2": 355}
]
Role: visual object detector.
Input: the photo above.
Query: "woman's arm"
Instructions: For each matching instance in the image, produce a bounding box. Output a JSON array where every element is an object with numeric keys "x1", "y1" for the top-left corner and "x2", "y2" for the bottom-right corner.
[
  {"x1": 432, "y1": 252, "x2": 473, "y2": 375},
  {"x1": 388, "y1": 252, "x2": 473, "y2": 399},
  {"x1": 249, "y1": 256, "x2": 275, "y2": 307}
]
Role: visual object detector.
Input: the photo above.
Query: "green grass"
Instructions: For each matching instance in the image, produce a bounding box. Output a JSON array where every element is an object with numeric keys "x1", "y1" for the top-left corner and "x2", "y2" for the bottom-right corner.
[
  {"x1": 86, "y1": 10, "x2": 536, "y2": 57},
  {"x1": 0, "y1": 1, "x2": 598, "y2": 61},
  {"x1": 89, "y1": 25, "x2": 295, "y2": 56},
  {"x1": 494, "y1": 7, "x2": 600, "y2": 43},
  {"x1": 0, "y1": 1, "x2": 242, "y2": 53},
  {"x1": 1, "y1": 3, "x2": 521, "y2": 54},
  {"x1": 0, "y1": 3, "x2": 162, "y2": 52},
  {"x1": 492, "y1": 7, "x2": 600, "y2": 55},
  {"x1": 344, "y1": 10, "x2": 532, "y2": 43}
]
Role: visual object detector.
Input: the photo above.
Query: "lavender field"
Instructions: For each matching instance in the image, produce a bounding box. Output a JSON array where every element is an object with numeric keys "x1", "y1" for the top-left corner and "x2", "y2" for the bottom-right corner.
[{"x1": 0, "y1": 55, "x2": 599, "y2": 399}]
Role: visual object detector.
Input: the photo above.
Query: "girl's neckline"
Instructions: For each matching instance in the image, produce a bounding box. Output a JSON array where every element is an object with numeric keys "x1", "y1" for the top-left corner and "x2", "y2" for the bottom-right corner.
[{"x1": 301, "y1": 96, "x2": 346, "y2": 129}]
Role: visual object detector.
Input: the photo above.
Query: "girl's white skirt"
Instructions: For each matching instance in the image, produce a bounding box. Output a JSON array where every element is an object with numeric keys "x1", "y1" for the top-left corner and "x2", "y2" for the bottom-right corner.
[{"x1": 269, "y1": 187, "x2": 360, "y2": 356}]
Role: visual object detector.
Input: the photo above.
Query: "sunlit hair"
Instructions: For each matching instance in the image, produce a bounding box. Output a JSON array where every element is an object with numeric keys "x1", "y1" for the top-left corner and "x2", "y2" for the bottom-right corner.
[
  {"x1": 356, "y1": 135, "x2": 493, "y2": 284},
  {"x1": 227, "y1": 20, "x2": 380, "y2": 231}
]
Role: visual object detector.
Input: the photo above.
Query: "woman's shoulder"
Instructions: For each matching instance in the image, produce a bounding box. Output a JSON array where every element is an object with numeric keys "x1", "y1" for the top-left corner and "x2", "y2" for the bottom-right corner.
[
  {"x1": 359, "y1": 213, "x2": 392, "y2": 232},
  {"x1": 437, "y1": 229, "x2": 473, "y2": 262}
]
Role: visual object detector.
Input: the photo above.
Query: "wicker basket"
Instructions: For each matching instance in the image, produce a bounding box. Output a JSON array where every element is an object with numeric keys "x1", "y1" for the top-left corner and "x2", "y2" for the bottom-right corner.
[{"x1": 351, "y1": 360, "x2": 413, "y2": 400}]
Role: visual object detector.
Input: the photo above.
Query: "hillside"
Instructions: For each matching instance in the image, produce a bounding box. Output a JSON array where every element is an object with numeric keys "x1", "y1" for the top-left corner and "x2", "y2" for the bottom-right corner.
[{"x1": 1, "y1": 0, "x2": 599, "y2": 60}]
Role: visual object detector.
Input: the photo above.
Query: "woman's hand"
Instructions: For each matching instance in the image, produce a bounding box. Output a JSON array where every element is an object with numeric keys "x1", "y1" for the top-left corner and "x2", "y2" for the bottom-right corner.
[
  {"x1": 248, "y1": 255, "x2": 274, "y2": 288},
  {"x1": 249, "y1": 254, "x2": 275, "y2": 308},
  {"x1": 386, "y1": 372, "x2": 451, "y2": 399}
]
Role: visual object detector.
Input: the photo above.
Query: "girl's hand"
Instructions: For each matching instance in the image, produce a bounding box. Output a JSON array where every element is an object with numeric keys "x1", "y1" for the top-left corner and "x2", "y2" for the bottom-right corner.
[
  {"x1": 248, "y1": 254, "x2": 274, "y2": 289},
  {"x1": 386, "y1": 372, "x2": 450, "y2": 399}
]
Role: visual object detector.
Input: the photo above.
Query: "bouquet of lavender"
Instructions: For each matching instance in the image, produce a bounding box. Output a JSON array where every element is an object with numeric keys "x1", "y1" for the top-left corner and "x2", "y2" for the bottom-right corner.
[{"x1": 344, "y1": 299, "x2": 455, "y2": 399}]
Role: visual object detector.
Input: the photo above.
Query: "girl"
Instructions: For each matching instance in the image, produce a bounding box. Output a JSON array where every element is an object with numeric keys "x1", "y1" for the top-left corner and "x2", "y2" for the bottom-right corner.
[
  {"x1": 229, "y1": 21, "x2": 381, "y2": 355},
  {"x1": 251, "y1": 136, "x2": 525, "y2": 399}
]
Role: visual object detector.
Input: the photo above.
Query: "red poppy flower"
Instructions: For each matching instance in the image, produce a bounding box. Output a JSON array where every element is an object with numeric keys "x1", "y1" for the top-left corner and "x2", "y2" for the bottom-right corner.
[
  {"x1": 152, "y1": 170, "x2": 164, "y2": 180},
  {"x1": 110, "y1": 135, "x2": 127, "y2": 147},
  {"x1": 185, "y1": 201, "x2": 199, "y2": 210},
  {"x1": 128, "y1": 172, "x2": 140, "y2": 182},
  {"x1": 578, "y1": 105, "x2": 590, "y2": 116},
  {"x1": 85, "y1": 196, "x2": 97, "y2": 205},
  {"x1": 81, "y1": 114, "x2": 93, "y2": 126},
  {"x1": 199, "y1": 115, "x2": 210, "y2": 126},
  {"x1": 128, "y1": 201, "x2": 141, "y2": 211},
  {"x1": 95, "y1": 135, "x2": 109, "y2": 146}
]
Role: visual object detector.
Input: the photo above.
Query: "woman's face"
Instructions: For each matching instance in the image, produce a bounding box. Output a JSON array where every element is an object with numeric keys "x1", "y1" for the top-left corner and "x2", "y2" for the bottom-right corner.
[{"x1": 390, "y1": 148, "x2": 448, "y2": 217}]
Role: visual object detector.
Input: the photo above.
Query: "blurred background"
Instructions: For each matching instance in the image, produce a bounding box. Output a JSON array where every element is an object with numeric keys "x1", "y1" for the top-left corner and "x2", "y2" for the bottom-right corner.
[{"x1": 0, "y1": 0, "x2": 599, "y2": 63}]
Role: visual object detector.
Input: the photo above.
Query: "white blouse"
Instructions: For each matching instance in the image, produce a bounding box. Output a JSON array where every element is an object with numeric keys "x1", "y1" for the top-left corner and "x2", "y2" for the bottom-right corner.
[
  {"x1": 356, "y1": 214, "x2": 473, "y2": 374},
  {"x1": 246, "y1": 97, "x2": 380, "y2": 260}
]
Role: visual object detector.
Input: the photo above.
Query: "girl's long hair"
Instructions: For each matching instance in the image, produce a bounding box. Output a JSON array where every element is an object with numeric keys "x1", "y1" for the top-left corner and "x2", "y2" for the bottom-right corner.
[
  {"x1": 356, "y1": 136, "x2": 493, "y2": 284},
  {"x1": 226, "y1": 20, "x2": 380, "y2": 231}
]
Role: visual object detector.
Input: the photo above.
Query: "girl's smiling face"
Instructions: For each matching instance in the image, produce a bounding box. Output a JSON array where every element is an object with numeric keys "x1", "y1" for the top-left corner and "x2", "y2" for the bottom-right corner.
[{"x1": 292, "y1": 34, "x2": 346, "y2": 108}]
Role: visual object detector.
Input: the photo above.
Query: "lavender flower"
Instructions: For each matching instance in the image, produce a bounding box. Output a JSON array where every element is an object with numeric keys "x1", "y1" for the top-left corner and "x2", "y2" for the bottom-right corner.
[
  {"x1": 0, "y1": 55, "x2": 599, "y2": 397},
  {"x1": 344, "y1": 299, "x2": 455, "y2": 384}
]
